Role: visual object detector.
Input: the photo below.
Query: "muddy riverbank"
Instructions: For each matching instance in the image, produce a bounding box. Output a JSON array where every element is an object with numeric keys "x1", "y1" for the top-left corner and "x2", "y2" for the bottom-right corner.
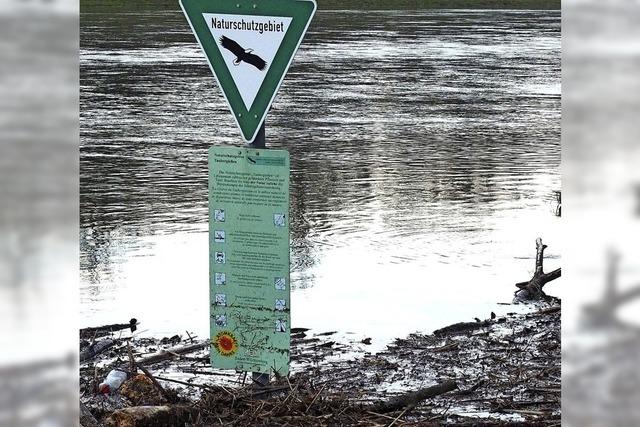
[{"x1": 80, "y1": 300, "x2": 560, "y2": 426}]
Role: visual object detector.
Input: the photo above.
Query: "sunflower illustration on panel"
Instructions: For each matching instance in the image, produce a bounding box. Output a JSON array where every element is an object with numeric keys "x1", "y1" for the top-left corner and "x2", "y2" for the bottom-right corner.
[{"x1": 214, "y1": 331, "x2": 238, "y2": 356}]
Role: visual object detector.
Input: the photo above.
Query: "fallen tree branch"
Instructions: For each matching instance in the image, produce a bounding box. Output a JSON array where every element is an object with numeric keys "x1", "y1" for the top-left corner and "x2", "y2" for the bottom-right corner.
[
  {"x1": 369, "y1": 380, "x2": 457, "y2": 413},
  {"x1": 80, "y1": 318, "x2": 138, "y2": 339},
  {"x1": 434, "y1": 321, "x2": 491, "y2": 337},
  {"x1": 136, "y1": 361, "x2": 175, "y2": 403},
  {"x1": 136, "y1": 340, "x2": 209, "y2": 366},
  {"x1": 152, "y1": 374, "x2": 234, "y2": 396},
  {"x1": 534, "y1": 305, "x2": 561, "y2": 315},
  {"x1": 514, "y1": 238, "x2": 561, "y2": 300}
]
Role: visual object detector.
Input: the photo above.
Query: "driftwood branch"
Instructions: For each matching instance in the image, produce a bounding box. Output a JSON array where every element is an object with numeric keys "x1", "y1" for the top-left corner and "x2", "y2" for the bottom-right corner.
[
  {"x1": 514, "y1": 238, "x2": 561, "y2": 300},
  {"x1": 136, "y1": 361, "x2": 175, "y2": 403},
  {"x1": 136, "y1": 340, "x2": 209, "y2": 366},
  {"x1": 434, "y1": 320, "x2": 491, "y2": 337},
  {"x1": 80, "y1": 318, "x2": 138, "y2": 339},
  {"x1": 534, "y1": 305, "x2": 561, "y2": 315},
  {"x1": 369, "y1": 380, "x2": 457, "y2": 413}
]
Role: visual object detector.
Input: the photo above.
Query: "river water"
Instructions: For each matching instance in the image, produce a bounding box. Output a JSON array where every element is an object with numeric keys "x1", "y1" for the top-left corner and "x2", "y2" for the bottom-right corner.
[{"x1": 80, "y1": 9, "x2": 561, "y2": 349}]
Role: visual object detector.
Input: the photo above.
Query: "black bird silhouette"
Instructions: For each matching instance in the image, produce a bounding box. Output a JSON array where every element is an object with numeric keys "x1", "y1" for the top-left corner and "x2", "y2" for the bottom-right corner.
[{"x1": 219, "y1": 36, "x2": 267, "y2": 71}]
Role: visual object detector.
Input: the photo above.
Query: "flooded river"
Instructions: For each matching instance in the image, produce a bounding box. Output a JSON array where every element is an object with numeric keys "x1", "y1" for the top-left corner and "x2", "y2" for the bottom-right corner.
[{"x1": 80, "y1": 9, "x2": 561, "y2": 349}]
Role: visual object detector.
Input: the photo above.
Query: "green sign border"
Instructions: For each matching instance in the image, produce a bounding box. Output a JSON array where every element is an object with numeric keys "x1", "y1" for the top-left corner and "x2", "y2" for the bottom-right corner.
[{"x1": 180, "y1": 0, "x2": 316, "y2": 142}]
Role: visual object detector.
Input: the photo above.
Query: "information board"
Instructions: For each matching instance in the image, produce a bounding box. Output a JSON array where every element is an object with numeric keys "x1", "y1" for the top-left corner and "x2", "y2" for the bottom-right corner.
[{"x1": 209, "y1": 146, "x2": 290, "y2": 375}]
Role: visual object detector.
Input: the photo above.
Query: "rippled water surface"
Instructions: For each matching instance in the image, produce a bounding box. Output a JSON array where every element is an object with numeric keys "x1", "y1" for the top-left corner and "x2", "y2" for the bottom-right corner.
[{"x1": 80, "y1": 10, "x2": 561, "y2": 348}]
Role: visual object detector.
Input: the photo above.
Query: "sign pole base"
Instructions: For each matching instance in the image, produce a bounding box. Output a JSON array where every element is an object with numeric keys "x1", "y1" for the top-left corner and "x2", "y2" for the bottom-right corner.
[{"x1": 252, "y1": 372, "x2": 270, "y2": 389}]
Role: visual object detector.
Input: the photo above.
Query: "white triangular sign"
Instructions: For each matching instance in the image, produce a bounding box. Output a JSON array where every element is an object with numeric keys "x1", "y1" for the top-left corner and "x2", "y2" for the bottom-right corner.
[{"x1": 203, "y1": 13, "x2": 292, "y2": 110}]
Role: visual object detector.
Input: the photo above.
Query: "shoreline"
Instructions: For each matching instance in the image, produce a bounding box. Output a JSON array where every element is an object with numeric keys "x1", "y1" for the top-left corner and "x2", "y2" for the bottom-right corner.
[{"x1": 80, "y1": 301, "x2": 560, "y2": 426}]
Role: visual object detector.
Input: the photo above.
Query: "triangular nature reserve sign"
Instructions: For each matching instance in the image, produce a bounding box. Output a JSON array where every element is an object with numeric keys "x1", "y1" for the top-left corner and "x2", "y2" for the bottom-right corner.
[{"x1": 180, "y1": 0, "x2": 316, "y2": 142}]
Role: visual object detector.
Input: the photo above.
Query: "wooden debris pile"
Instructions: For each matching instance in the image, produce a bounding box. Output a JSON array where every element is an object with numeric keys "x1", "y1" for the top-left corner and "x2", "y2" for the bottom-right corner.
[{"x1": 80, "y1": 303, "x2": 559, "y2": 426}]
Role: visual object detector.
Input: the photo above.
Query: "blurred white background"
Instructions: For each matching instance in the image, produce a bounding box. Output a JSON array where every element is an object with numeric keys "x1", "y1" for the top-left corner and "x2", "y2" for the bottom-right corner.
[
  {"x1": 0, "y1": 0, "x2": 78, "y2": 425},
  {"x1": 563, "y1": 0, "x2": 640, "y2": 425}
]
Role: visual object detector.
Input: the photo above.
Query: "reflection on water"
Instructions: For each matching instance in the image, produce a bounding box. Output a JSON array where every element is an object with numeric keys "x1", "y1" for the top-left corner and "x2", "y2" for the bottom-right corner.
[{"x1": 80, "y1": 10, "x2": 560, "y2": 348}]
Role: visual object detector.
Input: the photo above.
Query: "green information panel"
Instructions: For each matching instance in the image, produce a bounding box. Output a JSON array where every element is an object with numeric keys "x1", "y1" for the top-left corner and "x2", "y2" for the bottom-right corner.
[{"x1": 209, "y1": 146, "x2": 290, "y2": 375}]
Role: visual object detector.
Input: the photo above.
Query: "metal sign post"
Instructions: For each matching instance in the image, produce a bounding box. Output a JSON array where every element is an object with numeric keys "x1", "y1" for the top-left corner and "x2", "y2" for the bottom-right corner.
[
  {"x1": 250, "y1": 122, "x2": 269, "y2": 388},
  {"x1": 251, "y1": 123, "x2": 266, "y2": 149}
]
